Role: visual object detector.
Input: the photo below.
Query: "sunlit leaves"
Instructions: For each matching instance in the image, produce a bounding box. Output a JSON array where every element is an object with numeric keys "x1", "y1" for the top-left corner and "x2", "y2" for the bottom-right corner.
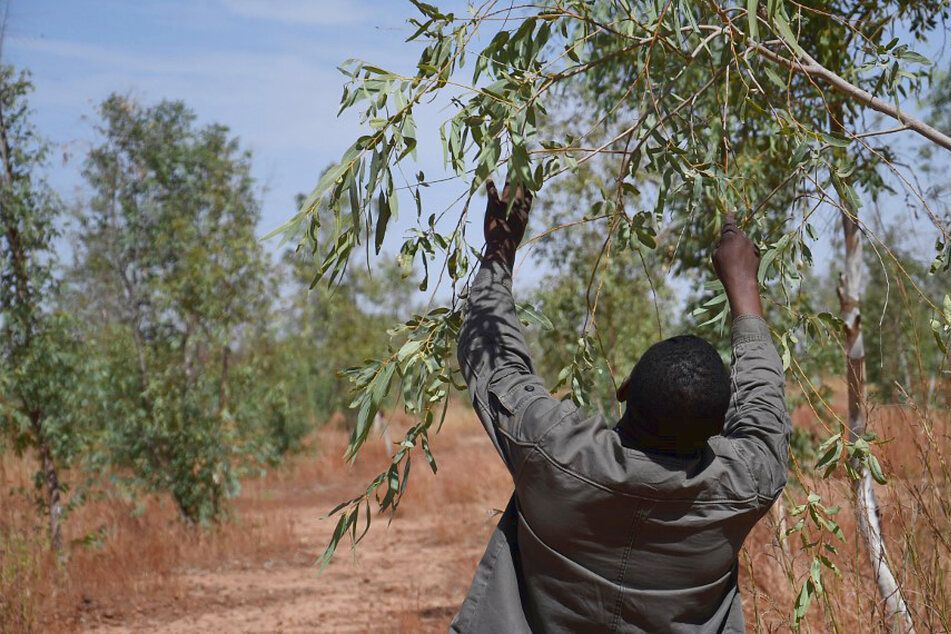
[
  {"x1": 692, "y1": 279, "x2": 730, "y2": 330},
  {"x1": 813, "y1": 425, "x2": 890, "y2": 485},
  {"x1": 319, "y1": 305, "x2": 464, "y2": 564},
  {"x1": 616, "y1": 211, "x2": 657, "y2": 251},
  {"x1": 815, "y1": 428, "x2": 844, "y2": 477},
  {"x1": 930, "y1": 294, "x2": 951, "y2": 354},
  {"x1": 555, "y1": 335, "x2": 598, "y2": 408},
  {"x1": 785, "y1": 491, "x2": 845, "y2": 628}
]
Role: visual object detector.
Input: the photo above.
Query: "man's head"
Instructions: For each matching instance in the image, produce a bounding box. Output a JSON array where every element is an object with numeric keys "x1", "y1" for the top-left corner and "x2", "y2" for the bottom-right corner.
[{"x1": 617, "y1": 335, "x2": 730, "y2": 452}]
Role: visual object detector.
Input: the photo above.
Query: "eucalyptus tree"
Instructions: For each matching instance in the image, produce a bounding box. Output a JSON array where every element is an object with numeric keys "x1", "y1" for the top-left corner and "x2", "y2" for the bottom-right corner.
[
  {"x1": 289, "y1": 0, "x2": 951, "y2": 627},
  {"x1": 275, "y1": 202, "x2": 420, "y2": 433},
  {"x1": 526, "y1": 142, "x2": 676, "y2": 414},
  {"x1": 74, "y1": 95, "x2": 276, "y2": 523},
  {"x1": 861, "y1": 228, "x2": 949, "y2": 405},
  {"x1": 0, "y1": 65, "x2": 87, "y2": 552}
]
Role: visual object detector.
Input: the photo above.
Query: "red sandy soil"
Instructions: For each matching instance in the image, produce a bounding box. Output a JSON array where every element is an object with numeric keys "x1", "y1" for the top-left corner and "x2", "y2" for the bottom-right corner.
[{"x1": 76, "y1": 409, "x2": 512, "y2": 633}]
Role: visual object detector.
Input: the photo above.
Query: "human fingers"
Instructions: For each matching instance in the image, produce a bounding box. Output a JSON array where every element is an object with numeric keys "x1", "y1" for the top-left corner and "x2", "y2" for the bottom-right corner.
[
  {"x1": 485, "y1": 179, "x2": 499, "y2": 204},
  {"x1": 721, "y1": 211, "x2": 738, "y2": 235}
]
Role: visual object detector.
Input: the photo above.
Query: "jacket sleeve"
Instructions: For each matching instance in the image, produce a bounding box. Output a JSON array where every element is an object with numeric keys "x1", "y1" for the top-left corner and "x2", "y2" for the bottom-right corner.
[
  {"x1": 722, "y1": 314, "x2": 791, "y2": 503},
  {"x1": 456, "y1": 258, "x2": 561, "y2": 477}
]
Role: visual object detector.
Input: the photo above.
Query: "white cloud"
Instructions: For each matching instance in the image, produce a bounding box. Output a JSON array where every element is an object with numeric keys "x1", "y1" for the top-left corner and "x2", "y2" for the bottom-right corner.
[
  {"x1": 9, "y1": 27, "x2": 429, "y2": 152},
  {"x1": 5, "y1": 5, "x2": 454, "y2": 243},
  {"x1": 11, "y1": 36, "x2": 351, "y2": 143},
  {"x1": 217, "y1": 0, "x2": 373, "y2": 26},
  {"x1": 13, "y1": 38, "x2": 196, "y2": 74}
]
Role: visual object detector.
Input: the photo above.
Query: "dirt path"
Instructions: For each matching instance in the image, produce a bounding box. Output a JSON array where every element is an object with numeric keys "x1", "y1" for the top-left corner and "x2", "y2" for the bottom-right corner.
[{"x1": 80, "y1": 419, "x2": 511, "y2": 633}]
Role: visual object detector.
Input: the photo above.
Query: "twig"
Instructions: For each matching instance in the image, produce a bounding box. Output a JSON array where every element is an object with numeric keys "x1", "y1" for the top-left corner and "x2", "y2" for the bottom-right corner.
[{"x1": 753, "y1": 44, "x2": 951, "y2": 152}]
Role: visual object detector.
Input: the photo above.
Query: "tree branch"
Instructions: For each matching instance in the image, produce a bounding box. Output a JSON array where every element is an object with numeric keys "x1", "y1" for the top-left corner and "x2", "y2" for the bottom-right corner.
[{"x1": 754, "y1": 44, "x2": 951, "y2": 152}]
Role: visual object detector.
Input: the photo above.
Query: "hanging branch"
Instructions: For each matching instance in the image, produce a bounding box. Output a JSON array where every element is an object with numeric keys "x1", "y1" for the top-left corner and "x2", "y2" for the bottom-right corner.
[{"x1": 754, "y1": 44, "x2": 951, "y2": 152}]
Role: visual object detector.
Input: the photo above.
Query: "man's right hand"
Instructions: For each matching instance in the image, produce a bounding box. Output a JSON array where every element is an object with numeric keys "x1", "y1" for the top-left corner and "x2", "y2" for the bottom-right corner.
[
  {"x1": 483, "y1": 179, "x2": 533, "y2": 268},
  {"x1": 713, "y1": 213, "x2": 763, "y2": 318}
]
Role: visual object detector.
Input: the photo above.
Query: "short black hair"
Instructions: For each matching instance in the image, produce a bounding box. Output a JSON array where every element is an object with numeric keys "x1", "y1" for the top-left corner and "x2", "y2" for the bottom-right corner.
[{"x1": 625, "y1": 335, "x2": 730, "y2": 449}]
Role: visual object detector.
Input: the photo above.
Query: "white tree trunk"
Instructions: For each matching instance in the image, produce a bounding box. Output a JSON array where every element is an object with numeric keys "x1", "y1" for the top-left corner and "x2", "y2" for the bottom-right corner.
[
  {"x1": 838, "y1": 210, "x2": 915, "y2": 633},
  {"x1": 373, "y1": 412, "x2": 393, "y2": 454},
  {"x1": 771, "y1": 496, "x2": 789, "y2": 557},
  {"x1": 36, "y1": 418, "x2": 63, "y2": 554}
]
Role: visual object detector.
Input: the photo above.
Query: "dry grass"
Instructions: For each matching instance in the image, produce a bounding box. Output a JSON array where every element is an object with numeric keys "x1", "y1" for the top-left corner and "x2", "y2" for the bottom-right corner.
[
  {"x1": 1, "y1": 396, "x2": 949, "y2": 633},
  {"x1": 0, "y1": 458, "x2": 300, "y2": 632},
  {"x1": 756, "y1": 390, "x2": 951, "y2": 633}
]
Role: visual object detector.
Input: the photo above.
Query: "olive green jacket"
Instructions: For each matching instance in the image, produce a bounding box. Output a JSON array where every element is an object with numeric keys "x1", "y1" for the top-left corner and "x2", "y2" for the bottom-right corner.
[{"x1": 451, "y1": 258, "x2": 790, "y2": 634}]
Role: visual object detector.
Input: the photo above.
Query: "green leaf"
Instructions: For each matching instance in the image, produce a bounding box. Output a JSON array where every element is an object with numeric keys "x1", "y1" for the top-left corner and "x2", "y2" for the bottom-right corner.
[
  {"x1": 932, "y1": 318, "x2": 948, "y2": 354},
  {"x1": 794, "y1": 578, "x2": 814, "y2": 621},
  {"x1": 819, "y1": 132, "x2": 851, "y2": 148},
  {"x1": 810, "y1": 557, "x2": 823, "y2": 595},
  {"x1": 785, "y1": 517, "x2": 805, "y2": 536},
  {"x1": 867, "y1": 453, "x2": 887, "y2": 485},
  {"x1": 421, "y1": 434, "x2": 437, "y2": 473},
  {"x1": 898, "y1": 50, "x2": 930, "y2": 65},
  {"x1": 376, "y1": 191, "x2": 392, "y2": 255},
  {"x1": 832, "y1": 176, "x2": 862, "y2": 214},
  {"x1": 816, "y1": 437, "x2": 843, "y2": 478},
  {"x1": 757, "y1": 235, "x2": 788, "y2": 284},
  {"x1": 397, "y1": 339, "x2": 423, "y2": 363},
  {"x1": 515, "y1": 303, "x2": 554, "y2": 330},
  {"x1": 817, "y1": 430, "x2": 841, "y2": 452},
  {"x1": 772, "y1": 13, "x2": 806, "y2": 58},
  {"x1": 346, "y1": 396, "x2": 377, "y2": 461},
  {"x1": 349, "y1": 177, "x2": 361, "y2": 233},
  {"x1": 372, "y1": 362, "x2": 396, "y2": 407},
  {"x1": 317, "y1": 511, "x2": 354, "y2": 572},
  {"x1": 819, "y1": 554, "x2": 841, "y2": 577},
  {"x1": 763, "y1": 66, "x2": 786, "y2": 90},
  {"x1": 746, "y1": 0, "x2": 760, "y2": 42},
  {"x1": 852, "y1": 436, "x2": 870, "y2": 456}
]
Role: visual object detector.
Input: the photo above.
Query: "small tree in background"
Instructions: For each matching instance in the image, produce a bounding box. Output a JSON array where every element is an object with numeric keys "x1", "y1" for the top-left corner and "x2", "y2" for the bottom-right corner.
[
  {"x1": 0, "y1": 64, "x2": 87, "y2": 551},
  {"x1": 73, "y1": 95, "x2": 278, "y2": 523},
  {"x1": 862, "y1": 226, "x2": 948, "y2": 405}
]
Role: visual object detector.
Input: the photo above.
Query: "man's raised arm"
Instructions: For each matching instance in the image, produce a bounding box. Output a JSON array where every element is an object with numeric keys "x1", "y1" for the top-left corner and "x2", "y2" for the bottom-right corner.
[
  {"x1": 714, "y1": 214, "x2": 791, "y2": 503},
  {"x1": 456, "y1": 181, "x2": 558, "y2": 475}
]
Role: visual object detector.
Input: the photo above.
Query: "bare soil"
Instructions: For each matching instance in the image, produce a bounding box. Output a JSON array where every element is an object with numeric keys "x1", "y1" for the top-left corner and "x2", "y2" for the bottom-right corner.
[{"x1": 75, "y1": 409, "x2": 512, "y2": 633}]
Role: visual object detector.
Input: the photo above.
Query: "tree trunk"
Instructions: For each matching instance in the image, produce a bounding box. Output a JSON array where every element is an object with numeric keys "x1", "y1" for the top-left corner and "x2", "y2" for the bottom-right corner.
[
  {"x1": 119, "y1": 269, "x2": 150, "y2": 397},
  {"x1": 173, "y1": 491, "x2": 196, "y2": 527},
  {"x1": 218, "y1": 340, "x2": 230, "y2": 415},
  {"x1": 32, "y1": 413, "x2": 63, "y2": 553},
  {"x1": 894, "y1": 327, "x2": 913, "y2": 401},
  {"x1": 838, "y1": 210, "x2": 916, "y2": 633},
  {"x1": 373, "y1": 411, "x2": 393, "y2": 455},
  {"x1": 3, "y1": 99, "x2": 64, "y2": 556},
  {"x1": 184, "y1": 319, "x2": 197, "y2": 384}
]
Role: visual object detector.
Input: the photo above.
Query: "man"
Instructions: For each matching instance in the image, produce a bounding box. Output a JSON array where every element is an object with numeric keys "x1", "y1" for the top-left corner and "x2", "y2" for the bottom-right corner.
[{"x1": 453, "y1": 180, "x2": 790, "y2": 633}]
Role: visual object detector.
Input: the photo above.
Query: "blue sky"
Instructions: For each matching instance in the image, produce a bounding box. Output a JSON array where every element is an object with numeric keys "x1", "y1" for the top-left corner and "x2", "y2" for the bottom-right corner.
[
  {"x1": 4, "y1": 0, "x2": 441, "y2": 242},
  {"x1": 4, "y1": 0, "x2": 949, "y2": 302}
]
